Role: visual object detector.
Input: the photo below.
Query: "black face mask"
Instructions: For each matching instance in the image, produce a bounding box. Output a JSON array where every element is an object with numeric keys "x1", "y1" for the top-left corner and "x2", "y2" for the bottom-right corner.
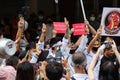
[
  {"x1": 92, "y1": 47, "x2": 99, "y2": 51},
  {"x1": 70, "y1": 49, "x2": 76, "y2": 54}
]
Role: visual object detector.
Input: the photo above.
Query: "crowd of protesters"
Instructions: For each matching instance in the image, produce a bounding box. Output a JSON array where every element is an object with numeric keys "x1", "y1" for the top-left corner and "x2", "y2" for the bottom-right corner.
[{"x1": 0, "y1": 10, "x2": 120, "y2": 80}]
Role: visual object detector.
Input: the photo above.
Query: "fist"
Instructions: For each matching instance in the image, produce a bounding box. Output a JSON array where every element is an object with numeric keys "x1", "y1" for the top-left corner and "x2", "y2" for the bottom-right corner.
[
  {"x1": 18, "y1": 17, "x2": 24, "y2": 28},
  {"x1": 42, "y1": 23, "x2": 46, "y2": 33}
]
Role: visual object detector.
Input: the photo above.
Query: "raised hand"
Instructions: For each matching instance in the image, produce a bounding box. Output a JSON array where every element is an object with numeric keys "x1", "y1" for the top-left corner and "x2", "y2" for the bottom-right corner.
[
  {"x1": 84, "y1": 20, "x2": 90, "y2": 25},
  {"x1": 111, "y1": 40, "x2": 118, "y2": 52},
  {"x1": 42, "y1": 23, "x2": 46, "y2": 33},
  {"x1": 18, "y1": 17, "x2": 24, "y2": 28},
  {"x1": 97, "y1": 25, "x2": 102, "y2": 35},
  {"x1": 70, "y1": 28, "x2": 74, "y2": 34},
  {"x1": 64, "y1": 17, "x2": 69, "y2": 28}
]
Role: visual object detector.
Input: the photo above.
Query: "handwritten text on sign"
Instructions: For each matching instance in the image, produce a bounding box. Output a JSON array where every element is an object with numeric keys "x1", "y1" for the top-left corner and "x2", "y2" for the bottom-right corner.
[
  {"x1": 53, "y1": 22, "x2": 66, "y2": 34},
  {"x1": 72, "y1": 23, "x2": 86, "y2": 36}
]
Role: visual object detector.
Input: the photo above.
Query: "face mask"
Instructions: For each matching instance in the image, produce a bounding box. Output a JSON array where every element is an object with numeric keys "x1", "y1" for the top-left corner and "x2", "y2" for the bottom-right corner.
[
  {"x1": 92, "y1": 47, "x2": 99, "y2": 51},
  {"x1": 90, "y1": 17, "x2": 95, "y2": 21}
]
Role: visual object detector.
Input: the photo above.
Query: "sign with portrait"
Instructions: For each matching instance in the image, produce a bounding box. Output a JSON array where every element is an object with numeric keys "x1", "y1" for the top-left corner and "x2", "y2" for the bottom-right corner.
[{"x1": 101, "y1": 7, "x2": 120, "y2": 36}]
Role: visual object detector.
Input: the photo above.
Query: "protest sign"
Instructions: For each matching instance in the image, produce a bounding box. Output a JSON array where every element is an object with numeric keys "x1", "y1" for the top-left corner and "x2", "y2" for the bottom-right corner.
[
  {"x1": 53, "y1": 22, "x2": 66, "y2": 34},
  {"x1": 101, "y1": 7, "x2": 120, "y2": 36},
  {"x1": 72, "y1": 23, "x2": 86, "y2": 36}
]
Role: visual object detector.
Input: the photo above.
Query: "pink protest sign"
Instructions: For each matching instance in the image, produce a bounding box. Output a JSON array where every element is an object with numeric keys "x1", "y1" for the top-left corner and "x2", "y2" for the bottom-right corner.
[
  {"x1": 72, "y1": 23, "x2": 86, "y2": 36},
  {"x1": 53, "y1": 22, "x2": 66, "y2": 34}
]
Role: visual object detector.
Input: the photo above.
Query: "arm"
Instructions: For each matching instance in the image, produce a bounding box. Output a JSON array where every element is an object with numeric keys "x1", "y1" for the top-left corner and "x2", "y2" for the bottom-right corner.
[
  {"x1": 64, "y1": 17, "x2": 70, "y2": 39},
  {"x1": 14, "y1": 37, "x2": 21, "y2": 52},
  {"x1": 23, "y1": 35, "x2": 29, "y2": 44},
  {"x1": 39, "y1": 61, "x2": 48, "y2": 80},
  {"x1": 61, "y1": 18, "x2": 70, "y2": 53},
  {"x1": 16, "y1": 17, "x2": 24, "y2": 40},
  {"x1": 112, "y1": 40, "x2": 120, "y2": 64},
  {"x1": 75, "y1": 35, "x2": 88, "y2": 52},
  {"x1": 73, "y1": 35, "x2": 82, "y2": 49},
  {"x1": 39, "y1": 23, "x2": 46, "y2": 43},
  {"x1": 84, "y1": 20, "x2": 97, "y2": 35},
  {"x1": 38, "y1": 23, "x2": 46, "y2": 50},
  {"x1": 75, "y1": 23, "x2": 91, "y2": 52},
  {"x1": 88, "y1": 44, "x2": 105, "y2": 80},
  {"x1": 52, "y1": 29, "x2": 57, "y2": 38},
  {"x1": 68, "y1": 28, "x2": 74, "y2": 47},
  {"x1": 62, "y1": 58, "x2": 71, "y2": 80},
  {"x1": 87, "y1": 26, "x2": 102, "y2": 52}
]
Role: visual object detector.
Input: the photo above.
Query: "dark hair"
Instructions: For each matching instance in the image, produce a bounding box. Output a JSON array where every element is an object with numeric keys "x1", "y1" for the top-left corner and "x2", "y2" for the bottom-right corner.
[
  {"x1": 45, "y1": 62, "x2": 63, "y2": 80},
  {"x1": 26, "y1": 43, "x2": 36, "y2": 51},
  {"x1": 6, "y1": 56, "x2": 19, "y2": 69},
  {"x1": 16, "y1": 61, "x2": 35, "y2": 80},
  {"x1": 99, "y1": 61, "x2": 119, "y2": 80},
  {"x1": 44, "y1": 42, "x2": 50, "y2": 49},
  {"x1": 50, "y1": 37, "x2": 61, "y2": 47}
]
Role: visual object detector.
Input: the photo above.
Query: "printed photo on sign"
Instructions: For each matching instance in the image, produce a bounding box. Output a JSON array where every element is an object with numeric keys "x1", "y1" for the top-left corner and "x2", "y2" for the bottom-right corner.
[
  {"x1": 101, "y1": 7, "x2": 120, "y2": 36},
  {"x1": 72, "y1": 23, "x2": 86, "y2": 36},
  {"x1": 53, "y1": 22, "x2": 66, "y2": 34}
]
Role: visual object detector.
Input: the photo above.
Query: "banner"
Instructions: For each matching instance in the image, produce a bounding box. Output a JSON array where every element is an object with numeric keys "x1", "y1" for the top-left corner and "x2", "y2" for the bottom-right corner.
[
  {"x1": 53, "y1": 22, "x2": 66, "y2": 34},
  {"x1": 72, "y1": 23, "x2": 86, "y2": 36},
  {"x1": 101, "y1": 7, "x2": 120, "y2": 36}
]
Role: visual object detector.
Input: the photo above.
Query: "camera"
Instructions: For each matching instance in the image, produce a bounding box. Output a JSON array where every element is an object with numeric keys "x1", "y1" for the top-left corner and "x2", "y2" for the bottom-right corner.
[{"x1": 104, "y1": 42, "x2": 113, "y2": 49}]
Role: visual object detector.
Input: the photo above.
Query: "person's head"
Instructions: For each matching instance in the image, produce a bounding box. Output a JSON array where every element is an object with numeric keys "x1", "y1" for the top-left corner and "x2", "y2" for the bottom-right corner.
[
  {"x1": 104, "y1": 43, "x2": 114, "y2": 57},
  {"x1": 16, "y1": 61, "x2": 35, "y2": 80},
  {"x1": 44, "y1": 42, "x2": 50, "y2": 50},
  {"x1": 89, "y1": 13, "x2": 96, "y2": 22},
  {"x1": 92, "y1": 40, "x2": 101, "y2": 52},
  {"x1": 72, "y1": 52, "x2": 86, "y2": 70},
  {"x1": 105, "y1": 36, "x2": 113, "y2": 42},
  {"x1": 50, "y1": 37, "x2": 62, "y2": 51},
  {"x1": 6, "y1": 56, "x2": 19, "y2": 69},
  {"x1": 45, "y1": 62, "x2": 63, "y2": 80},
  {"x1": 99, "y1": 61, "x2": 119, "y2": 80}
]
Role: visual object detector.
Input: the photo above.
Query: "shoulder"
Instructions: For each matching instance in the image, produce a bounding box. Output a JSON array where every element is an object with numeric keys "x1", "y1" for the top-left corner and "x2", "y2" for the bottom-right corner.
[{"x1": 71, "y1": 73, "x2": 88, "y2": 80}]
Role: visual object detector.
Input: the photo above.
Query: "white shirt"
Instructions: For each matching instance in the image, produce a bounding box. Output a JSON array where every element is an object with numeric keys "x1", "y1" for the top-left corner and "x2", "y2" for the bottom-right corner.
[
  {"x1": 70, "y1": 73, "x2": 88, "y2": 80},
  {"x1": 84, "y1": 50, "x2": 101, "y2": 80},
  {"x1": 75, "y1": 35, "x2": 88, "y2": 53},
  {"x1": 47, "y1": 37, "x2": 69, "y2": 58},
  {"x1": 38, "y1": 41, "x2": 44, "y2": 50},
  {"x1": 29, "y1": 53, "x2": 39, "y2": 63},
  {"x1": 67, "y1": 35, "x2": 88, "y2": 76}
]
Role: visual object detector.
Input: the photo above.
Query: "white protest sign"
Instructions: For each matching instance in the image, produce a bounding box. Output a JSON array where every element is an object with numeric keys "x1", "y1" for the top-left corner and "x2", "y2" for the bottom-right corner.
[{"x1": 101, "y1": 7, "x2": 120, "y2": 36}]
